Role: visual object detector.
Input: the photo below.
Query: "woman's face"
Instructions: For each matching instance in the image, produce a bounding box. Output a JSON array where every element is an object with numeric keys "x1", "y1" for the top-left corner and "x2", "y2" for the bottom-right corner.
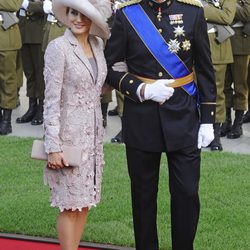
[{"x1": 67, "y1": 8, "x2": 92, "y2": 35}]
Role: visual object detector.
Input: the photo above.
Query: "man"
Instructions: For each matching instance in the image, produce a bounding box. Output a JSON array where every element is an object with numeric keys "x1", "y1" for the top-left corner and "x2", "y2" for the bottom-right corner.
[
  {"x1": 16, "y1": 0, "x2": 45, "y2": 125},
  {"x1": 222, "y1": 0, "x2": 250, "y2": 138},
  {"x1": 0, "y1": 0, "x2": 23, "y2": 135},
  {"x1": 110, "y1": 90, "x2": 124, "y2": 143},
  {"x1": 202, "y1": 0, "x2": 236, "y2": 150},
  {"x1": 105, "y1": 0, "x2": 216, "y2": 249},
  {"x1": 42, "y1": 0, "x2": 66, "y2": 53},
  {"x1": 243, "y1": 62, "x2": 250, "y2": 123}
]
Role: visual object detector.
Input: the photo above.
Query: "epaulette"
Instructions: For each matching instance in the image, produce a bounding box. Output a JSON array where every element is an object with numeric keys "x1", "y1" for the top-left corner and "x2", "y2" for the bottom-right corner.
[
  {"x1": 118, "y1": 0, "x2": 142, "y2": 9},
  {"x1": 177, "y1": 0, "x2": 202, "y2": 7}
]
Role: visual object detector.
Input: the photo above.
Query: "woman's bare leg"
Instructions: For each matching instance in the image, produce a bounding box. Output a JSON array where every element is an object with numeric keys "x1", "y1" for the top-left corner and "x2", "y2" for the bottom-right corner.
[{"x1": 57, "y1": 208, "x2": 88, "y2": 250}]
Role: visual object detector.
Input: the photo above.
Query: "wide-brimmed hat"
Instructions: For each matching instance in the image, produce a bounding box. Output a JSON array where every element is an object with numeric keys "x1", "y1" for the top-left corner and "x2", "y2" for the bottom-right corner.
[{"x1": 53, "y1": 0, "x2": 112, "y2": 39}]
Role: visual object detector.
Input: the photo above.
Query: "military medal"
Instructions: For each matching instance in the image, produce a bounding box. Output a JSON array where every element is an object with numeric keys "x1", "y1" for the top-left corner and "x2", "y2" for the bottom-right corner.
[
  {"x1": 182, "y1": 39, "x2": 191, "y2": 51},
  {"x1": 169, "y1": 14, "x2": 183, "y2": 25},
  {"x1": 157, "y1": 7, "x2": 162, "y2": 21},
  {"x1": 173, "y1": 25, "x2": 185, "y2": 37},
  {"x1": 167, "y1": 39, "x2": 180, "y2": 53}
]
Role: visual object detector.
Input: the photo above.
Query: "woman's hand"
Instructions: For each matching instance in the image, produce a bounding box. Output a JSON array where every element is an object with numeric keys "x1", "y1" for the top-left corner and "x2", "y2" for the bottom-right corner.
[
  {"x1": 101, "y1": 83, "x2": 113, "y2": 96},
  {"x1": 47, "y1": 152, "x2": 69, "y2": 169}
]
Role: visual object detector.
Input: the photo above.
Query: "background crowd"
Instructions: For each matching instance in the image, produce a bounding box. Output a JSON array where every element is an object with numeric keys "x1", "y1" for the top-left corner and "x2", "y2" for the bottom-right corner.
[{"x1": 0, "y1": 0, "x2": 250, "y2": 150}]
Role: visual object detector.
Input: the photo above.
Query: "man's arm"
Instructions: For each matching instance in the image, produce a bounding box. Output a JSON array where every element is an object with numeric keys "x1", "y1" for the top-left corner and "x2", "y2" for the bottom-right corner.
[
  {"x1": 235, "y1": 0, "x2": 250, "y2": 22},
  {"x1": 193, "y1": 7, "x2": 216, "y2": 123},
  {"x1": 105, "y1": 9, "x2": 143, "y2": 102},
  {"x1": 203, "y1": 0, "x2": 237, "y2": 25},
  {"x1": 0, "y1": 0, "x2": 23, "y2": 12}
]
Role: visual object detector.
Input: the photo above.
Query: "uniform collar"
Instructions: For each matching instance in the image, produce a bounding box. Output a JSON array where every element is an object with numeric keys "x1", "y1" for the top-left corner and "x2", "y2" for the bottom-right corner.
[{"x1": 145, "y1": 0, "x2": 173, "y2": 11}]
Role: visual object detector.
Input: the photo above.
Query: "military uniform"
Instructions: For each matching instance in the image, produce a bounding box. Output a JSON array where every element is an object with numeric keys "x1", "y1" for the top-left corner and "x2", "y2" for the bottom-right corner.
[
  {"x1": 223, "y1": 0, "x2": 250, "y2": 138},
  {"x1": 0, "y1": 0, "x2": 23, "y2": 135},
  {"x1": 105, "y1": 0, "x2": 216, "y2": 249},
  {"x1": 42, "y1": 13, "x2": 66, "y2": 52},
  {"x1": 243, "y1": 61, "x2": 250, "y2": 122},
  {"x1": 17, "y1": 0, "x2": 45, "y2": 125},
  {"x1": 202, "y1": 0, "x2": 236, "y2": 150}
]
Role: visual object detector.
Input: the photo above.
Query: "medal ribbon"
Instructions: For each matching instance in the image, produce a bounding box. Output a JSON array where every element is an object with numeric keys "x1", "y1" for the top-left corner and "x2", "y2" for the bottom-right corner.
[{"x1": 122, "y1": 4, "x2": 197, "y2": 96}]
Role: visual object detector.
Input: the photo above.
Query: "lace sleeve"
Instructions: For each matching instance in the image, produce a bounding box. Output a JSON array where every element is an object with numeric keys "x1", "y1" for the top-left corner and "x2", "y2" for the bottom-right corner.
[{"x1": 43, "y1": 39, "x2": 65, "y2": 153}]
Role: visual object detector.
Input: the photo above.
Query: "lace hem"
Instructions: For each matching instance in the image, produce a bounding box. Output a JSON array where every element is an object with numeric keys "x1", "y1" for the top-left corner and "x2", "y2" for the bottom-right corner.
[{"x1": 50, "y1": 200, "x2": 99, "y2": 212}]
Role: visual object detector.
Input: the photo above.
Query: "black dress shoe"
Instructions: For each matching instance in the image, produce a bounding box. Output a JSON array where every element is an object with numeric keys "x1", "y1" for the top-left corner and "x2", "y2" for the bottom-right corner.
[
  {"x1": 243, "y1": 112, "x2": 250, "y2": 123},
  {"x1": 227, "y1": 110, "x2": 244, "y2": 139},
  {"x1": 227, "y1": 126, "x2": 242, "y2": 139},
  {"x1": 220, "y1": 121, "x2": 232, "y2": 137},
  {"x1": 31, "y1": 117, "x2": 43, "y2": 125},
  {"x1": 108, "y1": 107, "x2": 118, "y2": 116},
  {"x1": 16, "y1": 98, "x2": 37, "y2": 123},
  {"x1": 111, "y1": 130, "x2": 123, "y2": 143},
  {"x1": 0, "y1": 109, "x2": 12, "y2": 135},
  {"x1": 210, "y1": 137, "x2": 223, "y2": 151},
  {"x1": 0, "y1": 121, "x2": 12, "y2": 135},
  {"x1": 210, "y1": 123, "x2": 223, "y2": 151},
  {"x1": 31, "y1": 111, "x2": 43, "y2": 125},
  {"x1": 31, "y1": 99, "x2": 43, "y2": 125},
  {"x1": 210, "y1": 142, "x2": 223, "y2": 151}
]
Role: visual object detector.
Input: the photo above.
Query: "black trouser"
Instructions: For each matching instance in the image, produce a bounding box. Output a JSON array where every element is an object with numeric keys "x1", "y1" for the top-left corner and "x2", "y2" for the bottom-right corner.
[
  {"x1": 126, "y1": 145, "x2": 201, "y2": 250},
  {"x1": 21, "y1": 44, "x2": 45, "y2": 99}
]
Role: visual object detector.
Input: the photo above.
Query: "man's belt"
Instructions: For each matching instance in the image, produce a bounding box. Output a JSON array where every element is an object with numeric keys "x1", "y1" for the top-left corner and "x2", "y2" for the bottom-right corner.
[{"x1": 133, "y1": 72, "x2": 194, "y2": 88}]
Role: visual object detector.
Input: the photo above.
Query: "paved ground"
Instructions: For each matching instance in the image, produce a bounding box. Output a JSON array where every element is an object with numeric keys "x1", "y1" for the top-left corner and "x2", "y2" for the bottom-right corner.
[{"x1": 8, "y1": 84, "x2": 250, "y2": 154}]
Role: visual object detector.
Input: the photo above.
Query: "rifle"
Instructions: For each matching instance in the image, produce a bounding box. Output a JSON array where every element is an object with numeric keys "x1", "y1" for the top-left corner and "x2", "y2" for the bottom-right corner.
[
  {"x1": 207, "y1": 23, "x2": 235, "y2": 43},
  {"x1": 0, "y1": 11, "x2": 19, "y2": 30},
  {"x1": 215, "y1": 24, "x2": 235, "y2": 43}
]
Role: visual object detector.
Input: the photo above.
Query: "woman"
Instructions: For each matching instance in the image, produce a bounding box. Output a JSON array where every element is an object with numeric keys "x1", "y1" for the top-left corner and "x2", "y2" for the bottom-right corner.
[{"x1": 43, "y1": 0, "x2": 111, "y2": 249}]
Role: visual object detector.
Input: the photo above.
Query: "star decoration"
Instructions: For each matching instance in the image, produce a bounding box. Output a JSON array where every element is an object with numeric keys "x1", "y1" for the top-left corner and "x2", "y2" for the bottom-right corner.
[
  {"x1": 173, "y1": 25, "x2": 185, "y2": 37},
  {"x1": 167, "y1": 39, "x2": 181, "y2": 53},
  {"x1": 182, "y1": 39, "x2": 191, "y2": 51}
]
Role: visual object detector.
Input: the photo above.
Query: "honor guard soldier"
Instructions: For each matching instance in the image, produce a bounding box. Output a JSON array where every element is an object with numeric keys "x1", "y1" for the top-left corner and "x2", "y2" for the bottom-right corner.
[
  {"x1": 42, "y1": 0, "x2": 66, "y2": 52},
  {"x1": 16, "y1": 0, "x2": 45, "y2": 125},
  {"x1": 222, "y1": 0, "x2": 250, "y2": 138},
  {"x1": 105, "y1": 0, "x2": 216, "y2": 249},
  {"x1": 0, "y1": 0, "x2": 23, "y2": 135},
  {"x1": 243, "y1": 62, "x2": 250, "y2": 122},
  {"x1": 201, "y1": 0, "x2": 237, "y2": 150}
]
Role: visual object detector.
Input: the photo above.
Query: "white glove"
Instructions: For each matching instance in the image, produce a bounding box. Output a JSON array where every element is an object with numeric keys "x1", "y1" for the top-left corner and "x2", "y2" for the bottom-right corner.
[
  {"x1": 21, "y1": 0, "x2": 29, "y2": 10},
  {"x1": 43, "y1": 0, "x2": 53, "y2": 14},
  {"x1": 197, "y1": 124, "x2": 214, "y2": 149},
  {"x1": 144, "y1": 79, "x2": 175, "y2": 103}
]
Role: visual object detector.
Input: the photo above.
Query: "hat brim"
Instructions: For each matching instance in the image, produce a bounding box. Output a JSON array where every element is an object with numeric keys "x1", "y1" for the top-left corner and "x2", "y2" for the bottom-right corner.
[{"x1": 53, "y1": 0, "x2": 110, "y2": 39}]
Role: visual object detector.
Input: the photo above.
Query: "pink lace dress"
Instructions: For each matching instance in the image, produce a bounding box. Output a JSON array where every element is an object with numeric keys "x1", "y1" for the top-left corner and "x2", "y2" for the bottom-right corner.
[{"x1": 43, "y1": 29, "x2": 107, "y2": 211}]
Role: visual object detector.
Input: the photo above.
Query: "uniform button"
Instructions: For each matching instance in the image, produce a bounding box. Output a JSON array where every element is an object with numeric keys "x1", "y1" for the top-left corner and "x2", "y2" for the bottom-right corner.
[
  {"x1": 158, "y1": 72, "x2": 163, "y2": 77},
  {"x1": 126, "y1": 91, "x2": 130, "y2": 95},
  {"x1": 27, "y1": 16, "x2": 29, "y2": 20},
  {"x1": 211, "y1": 111, "x2": 214, "y2": 116},
  {"x1": 129, "y1": 80, "x2": 134, "y2": 84},
  {"x1": 158, "y1": 28, "x2": 162, "y2": 33}
]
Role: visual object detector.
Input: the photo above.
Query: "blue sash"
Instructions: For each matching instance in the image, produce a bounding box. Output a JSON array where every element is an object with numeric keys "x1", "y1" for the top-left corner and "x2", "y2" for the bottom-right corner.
[{"x1": 122, "y1": 4, "x2": 197, "y2": 96}]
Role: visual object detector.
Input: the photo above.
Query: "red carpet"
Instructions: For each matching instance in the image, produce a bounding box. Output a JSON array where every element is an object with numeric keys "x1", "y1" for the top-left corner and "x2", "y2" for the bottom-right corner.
[{"x1": 0, "y1": 238, "x2": 100, "y2": 250}]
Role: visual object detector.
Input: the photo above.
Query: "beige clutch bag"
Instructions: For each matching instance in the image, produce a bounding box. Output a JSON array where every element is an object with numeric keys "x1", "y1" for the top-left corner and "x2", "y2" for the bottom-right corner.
[{"x1": 31, "y1": 140, "x2": 81, "y2": 167}]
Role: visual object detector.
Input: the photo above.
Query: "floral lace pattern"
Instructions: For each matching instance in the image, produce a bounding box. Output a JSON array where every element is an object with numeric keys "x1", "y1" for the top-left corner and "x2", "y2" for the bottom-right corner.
[{"x1": 43, "y1": 29, "x2": 107, "y2": 211}]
